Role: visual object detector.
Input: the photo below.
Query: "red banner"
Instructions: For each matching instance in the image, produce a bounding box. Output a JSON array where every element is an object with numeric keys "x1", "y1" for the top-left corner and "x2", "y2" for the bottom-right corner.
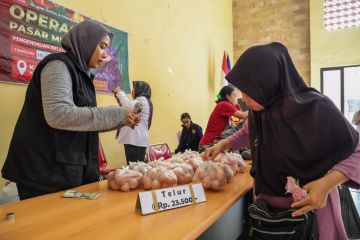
[{"x1": 0, "y1": 0, "x2": 130, "y2": 93}]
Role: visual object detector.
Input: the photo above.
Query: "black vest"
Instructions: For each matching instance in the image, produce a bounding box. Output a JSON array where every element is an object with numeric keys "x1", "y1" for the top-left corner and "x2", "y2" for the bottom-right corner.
[{"x1": 2, "y1": 53, "x2": 99, "y2": 192}]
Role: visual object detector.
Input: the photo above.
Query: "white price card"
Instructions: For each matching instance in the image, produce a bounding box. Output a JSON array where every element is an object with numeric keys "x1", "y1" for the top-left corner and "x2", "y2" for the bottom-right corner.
[{"x1": 135, "y1": 183, "x2": 206, "y2": 215}]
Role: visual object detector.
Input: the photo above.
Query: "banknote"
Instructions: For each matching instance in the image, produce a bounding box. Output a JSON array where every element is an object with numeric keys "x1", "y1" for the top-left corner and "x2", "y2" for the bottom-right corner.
[
  {"x1": 63, "y1": 190, "x2": 101, "y2": 200},
  {"x1": 133, "y1": 102, "x2": 143, "y2": 114}
]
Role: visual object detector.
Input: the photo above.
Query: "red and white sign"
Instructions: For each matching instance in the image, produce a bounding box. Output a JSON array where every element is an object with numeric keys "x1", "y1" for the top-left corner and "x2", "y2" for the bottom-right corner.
[{"x1": 11, "y1": 56, "x2": 39, "y2": 81}]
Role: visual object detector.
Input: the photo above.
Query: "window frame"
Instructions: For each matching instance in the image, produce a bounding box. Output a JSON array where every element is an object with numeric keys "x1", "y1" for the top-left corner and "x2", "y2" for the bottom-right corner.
[{"x1": 320, "y1": 64, "x2": 360, "y2": 114}]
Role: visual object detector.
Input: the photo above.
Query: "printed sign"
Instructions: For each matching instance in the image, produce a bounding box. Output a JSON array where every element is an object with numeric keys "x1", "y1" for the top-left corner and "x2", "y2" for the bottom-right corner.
[
  {"x1": 136, "y1": 183, "x2": 207, "y2": 215},
  {"x1": 0, "y1": 0, "x2": 130, "y2": 93}
]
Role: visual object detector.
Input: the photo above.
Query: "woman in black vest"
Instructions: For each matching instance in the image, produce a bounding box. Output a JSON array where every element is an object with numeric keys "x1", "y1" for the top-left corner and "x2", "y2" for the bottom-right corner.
[{"x1": 2, "y1": 20, "x2": 136, "y2": 200}]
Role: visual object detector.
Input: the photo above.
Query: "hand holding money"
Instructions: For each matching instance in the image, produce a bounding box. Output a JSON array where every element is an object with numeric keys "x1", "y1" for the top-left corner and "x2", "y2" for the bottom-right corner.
[{"x1": 130, "y1": 102, "x2": 143, "y2": 129}]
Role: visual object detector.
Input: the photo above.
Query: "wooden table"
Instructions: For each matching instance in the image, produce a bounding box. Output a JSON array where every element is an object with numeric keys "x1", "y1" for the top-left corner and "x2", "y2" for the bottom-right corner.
[{"x1": 0, "y1": 162, "x2": 253, "y2": 240}]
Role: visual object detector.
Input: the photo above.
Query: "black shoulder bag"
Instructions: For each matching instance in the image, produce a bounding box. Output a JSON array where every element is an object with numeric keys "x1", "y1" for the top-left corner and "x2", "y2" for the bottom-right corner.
[{"x1": 248, "y1": 199, "x2": 318, "y2": 240}]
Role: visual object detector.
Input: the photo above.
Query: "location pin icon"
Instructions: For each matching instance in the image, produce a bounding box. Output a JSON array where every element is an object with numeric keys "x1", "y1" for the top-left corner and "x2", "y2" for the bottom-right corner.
[{"x1": 17, "y1": 60, "x2": 27, "y2": 75}]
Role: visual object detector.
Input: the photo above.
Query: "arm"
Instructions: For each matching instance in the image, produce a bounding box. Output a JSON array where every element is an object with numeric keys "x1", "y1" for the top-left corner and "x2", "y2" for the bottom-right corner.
[
  {"x1": 41, "y1": 60, "x2": 127, "y2": 132},
  {"x1": 196, "y1": 126, "x2": 203, "y2": 140},
  {"x1": 291, "y1": 170, "x2": 349, "y2": 217},
  {"x1": 219, "y1": 102, "x2": 247, "y2": 120},
  {"x1": 202, "y1": 121, "x2": 249, "y2": 160},
  {"x1": 331, "y1": 141, "x2": 360, "y2": 189},
  {"x1": 233, "y1": 110, "x2": 248, "y2": 119},
  {"x1": 175, "y1": 129, "x2": 186, "y2": 154},
  {"x1": 227, "y1": 120, "x2": 250, "y2": 150},
  {"x1": 291, "y1": 141, "x2": 360, "y2": 216},
  {"x1": 115, "y1": 91, "x2": 138, "y2": 110},
  {"x1": 202, "y1": 138, "x2": 231, "y2": 160}
]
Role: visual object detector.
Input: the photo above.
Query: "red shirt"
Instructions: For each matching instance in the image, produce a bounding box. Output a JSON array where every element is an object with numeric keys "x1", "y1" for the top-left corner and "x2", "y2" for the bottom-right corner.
[{"x1": 200, "y1": 101, "x2": 240, "y2": 145}]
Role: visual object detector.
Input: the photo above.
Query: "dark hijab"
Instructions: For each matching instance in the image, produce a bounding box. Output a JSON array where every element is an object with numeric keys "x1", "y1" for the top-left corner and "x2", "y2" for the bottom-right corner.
[
  {"x1": 61, "y1": 20, "x2": 113, "y2": 74},
  {"x1": 216, "y1": 85, "x2": 235, "y2": 103},
  {"x1": 226, "y1": 42, "x2": 359, "y2": 195},
  {"x1": 133, "y1": 81, "x2": 153, "y2": 129}
]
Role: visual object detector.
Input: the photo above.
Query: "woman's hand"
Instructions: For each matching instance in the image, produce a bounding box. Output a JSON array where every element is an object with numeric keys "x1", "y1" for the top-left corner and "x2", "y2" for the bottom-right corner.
[
  {"x1": 133, "y1": 113, "x2": 142, "y2": 125},
  {"x1": 112, "y1": 86, "x2": 121, "y2": 95},
  {"x1": 113, "y1": 87, "x2": 121, "y2": 105},
  {"x1": 124, "y1": 108, "x2": 135, "y2": 127},
  {"x1": 291, "y1": 178, "x2": 329, "y2": 217},
  {"x1": 202, "y1": 139, "x2": 230, "y2": 160},
  {"x1": 233, "y1": 110, "x2": 248, "y2": 119},
  {"x1": 291, "y1": 170, "x2": 349, "y2": 217}
]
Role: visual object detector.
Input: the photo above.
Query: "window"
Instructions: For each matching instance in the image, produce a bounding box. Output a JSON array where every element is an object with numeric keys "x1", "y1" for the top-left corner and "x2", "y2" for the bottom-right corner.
[
  {"x1": 324, "y1": 0, "x2": 360, "y2": 31},
  {"x1": 321, "y1": 65, "x2": 360, "y2": 125}
]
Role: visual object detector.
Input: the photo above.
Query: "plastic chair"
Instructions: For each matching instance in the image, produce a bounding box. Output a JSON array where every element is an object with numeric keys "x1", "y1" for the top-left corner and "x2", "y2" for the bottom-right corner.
[{"x1": 146, "y1": 143, "x2": 172, "y2": 161}]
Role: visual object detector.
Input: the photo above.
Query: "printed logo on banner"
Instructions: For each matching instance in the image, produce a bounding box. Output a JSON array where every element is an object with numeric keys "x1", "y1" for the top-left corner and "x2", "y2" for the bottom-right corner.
[
  {"x1": 0, "y1": 0, "x2": 130, "y2": 93},
  {"x1": 11, "y1": 56, "x2": 39, "y2": 81}
]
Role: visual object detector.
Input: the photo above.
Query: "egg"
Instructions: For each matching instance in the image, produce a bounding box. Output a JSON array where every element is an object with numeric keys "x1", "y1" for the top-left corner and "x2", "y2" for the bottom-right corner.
[
  {"x1": 143, "y1": 176, "x2": 152, "y2": 189},
  {"x1": 114, "y1": 173, "x2": 125, "y2": 185},
  {"x1": 151, "y1": 179, "x2": 161, "y2": 189},
  {"x1": 223, "y1": 165, "x2": 234, "y2": 183},
  {"x1": 185, "y1": 165, "x2": 194, "y2": 175},
  {"x1": 120, "y1": 182, "x2": 130, "y2": 192},
  {"x1": 212, "y1": 179, "x2": 220, "y2": 190},
  {"x1": 196, "y1": 167, "x2": 206, "y2": 179},
  {"x1": 128, "y1": 178, "x2": 138, "y2": 189},
  {"x1": 215, "y1": 168, "x2": 226, "y2": 181},
  {"x1": 171, "y1": 157, "x2": 184, "y2": 163},
  {"x1": 167, "y1": 178, "x2": 177, "y2": 187},
  {"x1": 202, "y1": 178, "x2": 211, "y2": 189},
  {"x1": 191, "y1": 164, "x2": 199, "y2": 171},
  {"x1": 168, "y1": 171, "x2": 178, "y2": 184},
  {"x1": 107, "y1": 171, "x2": 115, "y2": 180},
  {"x1": 192, "y1": 176, "x2": 201, "y2": 183},
  {"x1": 168, "y1": 163, "x2": 176, "y2": 169},
  {"x1": 147, "y1": 168, "x2": 157, "y2": 179},
  {"x1": 185, "y1": 173, "x2": 193, "y2": 183},
  {"x1": 136, "y1": 176, "x2": 144, "y2": 186},
  {"x1": 148, "y1": 161, "x2": 156, "y2": 168},
  {"x1": 173, "y1": 168, "x2": 185, "y2": 183},
  {"x1": 157, "y1": 172, "x2": 168, "y2": 183},
  {"x1": 210, "y1": 170, "x2": 217, "y2": 179},
  {"x1": 108, "y1": 180, "x2": 120, "y2": 190},
  {"x1": 178, "y1": 177, "x2": 186, "y2": 184}
]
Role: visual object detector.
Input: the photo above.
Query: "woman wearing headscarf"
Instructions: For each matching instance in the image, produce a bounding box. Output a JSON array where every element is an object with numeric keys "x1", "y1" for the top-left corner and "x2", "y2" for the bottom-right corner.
[
  {"x1": 199, "y1": 85, "x2": 248, "y2": 150},
  {"x1": 113, "y1": 81, "x2": 153, "y2": 164},
  {"x1": 203, "y1": 42, "x2": 360, "y2": 240},
  {"x1": 2, "y1": 20, "x2": 136, "y2": 200}
]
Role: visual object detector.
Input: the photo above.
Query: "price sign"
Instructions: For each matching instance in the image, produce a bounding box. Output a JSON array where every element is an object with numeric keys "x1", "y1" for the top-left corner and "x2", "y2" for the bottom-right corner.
[{"x1": 135, "y1": 183, "x2": 206, "y2": 215}]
